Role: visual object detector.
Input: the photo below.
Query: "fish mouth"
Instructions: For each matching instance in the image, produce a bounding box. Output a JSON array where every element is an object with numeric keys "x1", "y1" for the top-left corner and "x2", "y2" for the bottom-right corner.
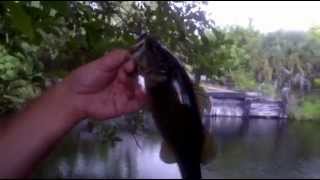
[
  {"x1": 129, "y1": 37, "x2": 145, "y2": 55},
  {"x1": 130, "y1": 34, "x2": 168, "y2": 83},
  {"x1": 130, "y1": 37, "x2": 153, "y2": 76}
]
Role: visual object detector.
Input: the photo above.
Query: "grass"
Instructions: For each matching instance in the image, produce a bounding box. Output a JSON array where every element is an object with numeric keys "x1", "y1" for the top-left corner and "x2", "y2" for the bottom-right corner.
[
  {"x1": 313, "y1": 78, "x2": 320, "y2": 88},
  {"x1": 291, "y1": 96, "x2": 320, "y2": 121}
]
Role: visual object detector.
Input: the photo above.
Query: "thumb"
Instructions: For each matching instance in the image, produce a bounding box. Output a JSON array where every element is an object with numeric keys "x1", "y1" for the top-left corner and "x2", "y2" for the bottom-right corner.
[{"x1": 98, "y1": 49, "x2": 131, "y2": 72}]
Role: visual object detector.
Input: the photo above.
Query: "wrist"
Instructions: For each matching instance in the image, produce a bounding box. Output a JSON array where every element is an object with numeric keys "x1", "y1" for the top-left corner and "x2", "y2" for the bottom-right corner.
[{"x1": 40, "y1": 82, "x2": 86, "y2": 125}]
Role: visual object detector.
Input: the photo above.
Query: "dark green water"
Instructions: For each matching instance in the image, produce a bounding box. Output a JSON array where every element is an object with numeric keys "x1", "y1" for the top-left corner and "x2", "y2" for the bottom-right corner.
[{"x1": 33, "y1": 117, "x2": 320, "y2": 179}]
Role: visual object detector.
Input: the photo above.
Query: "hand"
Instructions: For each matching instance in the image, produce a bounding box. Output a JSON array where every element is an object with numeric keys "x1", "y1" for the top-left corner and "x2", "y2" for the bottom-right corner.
[
  {"x1": 0, "y1": 49, "x2": 148, "y2": 178},
  {"x1": 57, "y1": 49, "x2": 147, "y2": 120}
]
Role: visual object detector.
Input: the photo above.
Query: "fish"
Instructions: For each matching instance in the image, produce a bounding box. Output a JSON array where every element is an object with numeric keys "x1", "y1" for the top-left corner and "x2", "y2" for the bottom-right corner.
[{"x1": 130, "y1": 34, "x2": 216, "y2": 179}]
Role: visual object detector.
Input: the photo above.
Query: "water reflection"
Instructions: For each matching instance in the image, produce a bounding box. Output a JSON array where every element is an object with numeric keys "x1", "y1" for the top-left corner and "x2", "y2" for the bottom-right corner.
[
  {"x1": 34, "y1": 130, "x2": 181, "y2": 179},
  {"x1": 34, "y1": 117, "x2": 320, "y2": 179},
  {"x1": 204, "y1": 116, "x2": 249, "y2": 138}
]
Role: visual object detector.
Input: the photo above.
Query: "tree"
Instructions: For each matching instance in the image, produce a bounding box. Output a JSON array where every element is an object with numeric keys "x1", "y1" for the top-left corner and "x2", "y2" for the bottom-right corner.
[
  {"x1": 191, "y1": 29, "x2": 233, "y2": 85},
  {"x1": 0, "y1": 1, "x2": 216, "y2": 114}
]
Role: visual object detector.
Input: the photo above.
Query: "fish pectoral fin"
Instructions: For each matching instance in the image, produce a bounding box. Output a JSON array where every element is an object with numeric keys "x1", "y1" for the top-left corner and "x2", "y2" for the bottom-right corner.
[
  {"x1": 201, "y1": 130, "x2": 217, "y2": 165},
  {"x1": 160, "y1": 141, "x2": 177, "y2": 164}
]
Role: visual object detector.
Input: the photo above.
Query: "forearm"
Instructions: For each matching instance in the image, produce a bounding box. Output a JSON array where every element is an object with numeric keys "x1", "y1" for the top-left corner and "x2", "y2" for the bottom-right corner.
[
  {"x1": 0, "y1": 49, "x2": 145, "y2": 178},
  {"x1": 0, "y1": 83, "x2": 82, "y2": 178}
]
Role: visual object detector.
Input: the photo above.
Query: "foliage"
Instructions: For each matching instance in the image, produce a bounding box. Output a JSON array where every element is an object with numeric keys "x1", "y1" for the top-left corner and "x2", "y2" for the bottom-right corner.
[
  {"x1": 257, "y1": 82, "x2": 278, "y2": 98},
  {"x1": 94, "y1": 123, "x2": 122, "y2": 146},
  {"x1": 0, "y1": 1, "x2": 214, "y2": 66},
  {"x1": 1, "y1": 1, "x2": 320, "y2": 124},
  {"x1": 190, "y1": 29, "x2": 233, "y2": 84},
  {"x1": 216, "y1": 24, "x2": 320, "y2": 102},
  {"x1": 313, "y1": 78, "x2": 320, "y2": 88},
  {"x1": 292, "y1": 96, "x2": 320, "y2": 121},
  {"x1": 0, "y1": 45, "x2": 43, "y2": 114},
  {"x1": 0, "y1": 1, "x2": 215, "y2": 114},
  {"x1": 210, "y1": 25, "x2": 264, "y2": 91},
  {"x1": 230, "y1": 69, "x2": 257, "y2": 91}
]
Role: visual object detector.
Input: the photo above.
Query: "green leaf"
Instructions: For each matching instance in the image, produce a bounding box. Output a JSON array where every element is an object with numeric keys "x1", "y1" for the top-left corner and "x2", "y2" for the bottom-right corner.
[
  {"x1": 6, "y1": 2, "x2": 34, "y2": 40},
  {"x1": 30, "y1": 1, "x2": 41, "y2": 9},
  {"x1": 41, "y1": 1, "x2": 69, "y2": 16}
]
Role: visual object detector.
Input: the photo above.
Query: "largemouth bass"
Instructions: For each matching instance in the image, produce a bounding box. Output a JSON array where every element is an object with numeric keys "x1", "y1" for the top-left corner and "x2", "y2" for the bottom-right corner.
[{"x1": 130, "y1": 35, "x2": 215, "y2": 179}]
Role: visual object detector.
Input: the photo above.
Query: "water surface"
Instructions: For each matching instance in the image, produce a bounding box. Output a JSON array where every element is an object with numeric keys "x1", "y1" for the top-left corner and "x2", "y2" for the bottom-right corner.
[{"x1": 33, "y1": 117, "x2": 320, "y2": 178}]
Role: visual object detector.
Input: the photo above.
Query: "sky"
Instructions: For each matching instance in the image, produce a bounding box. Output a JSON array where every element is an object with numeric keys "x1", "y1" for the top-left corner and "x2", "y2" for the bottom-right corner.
[{"x1": 203, "y1": 1, "x2": 320, "y2": 33}]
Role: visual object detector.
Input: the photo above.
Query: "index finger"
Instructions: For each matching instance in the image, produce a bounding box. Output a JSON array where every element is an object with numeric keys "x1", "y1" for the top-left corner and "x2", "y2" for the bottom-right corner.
[{"x1": 98, "y1": 49, "x2": 131, "y2": 72}]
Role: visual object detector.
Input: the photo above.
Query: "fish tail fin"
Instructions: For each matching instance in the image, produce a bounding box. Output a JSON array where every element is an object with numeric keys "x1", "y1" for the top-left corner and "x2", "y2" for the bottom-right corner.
[{"x1": 178, "y1": 159, "x2": 202, "y2": 179}]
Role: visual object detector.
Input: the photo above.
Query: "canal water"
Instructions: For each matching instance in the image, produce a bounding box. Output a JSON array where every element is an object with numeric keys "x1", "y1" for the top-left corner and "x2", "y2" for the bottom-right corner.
[{"x1": 33, "y1": 117, "x2": 320, "y2": 179}]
